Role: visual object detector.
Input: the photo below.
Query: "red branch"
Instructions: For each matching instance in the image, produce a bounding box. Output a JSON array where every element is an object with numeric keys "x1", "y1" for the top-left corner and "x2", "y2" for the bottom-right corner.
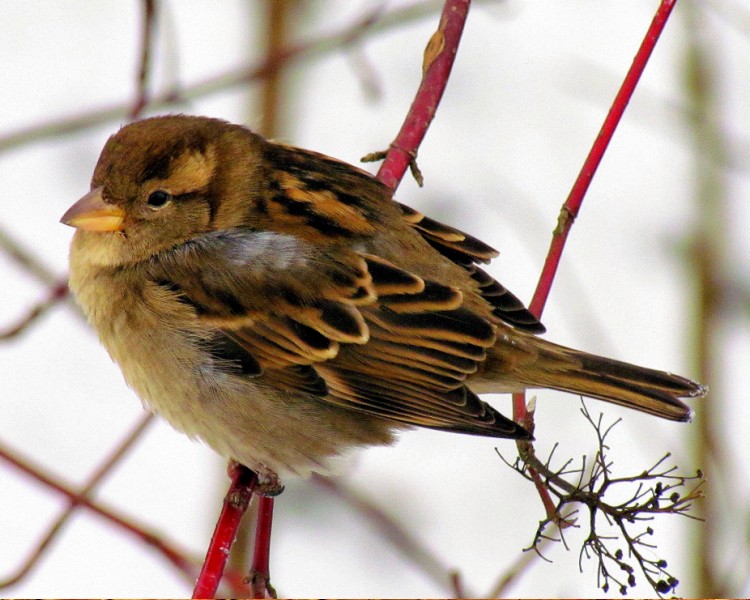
[
  {"x1": 0, "y1": 414, "x2": 152, "y2": 588},
  {"x1": 528, "y1": 0, "x2": 678, "y2": 319},
  {"x1": 513, "y1": 0, "x2": 678, "y2": 519},
  {"x1": 248, "y1": 497, "x2": 275, "y2": 598},
  {"x1": 192, "y1": 464, "x2": 258, "y2": 598},
  {"x1": 376, "y1": 0, "x2": 471, "y2": 190}
]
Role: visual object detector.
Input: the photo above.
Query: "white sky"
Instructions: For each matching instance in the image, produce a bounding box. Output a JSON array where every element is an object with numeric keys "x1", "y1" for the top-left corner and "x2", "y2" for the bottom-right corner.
[{"x1": 1, "y1": 1, "x2": 748, "y2": 597}]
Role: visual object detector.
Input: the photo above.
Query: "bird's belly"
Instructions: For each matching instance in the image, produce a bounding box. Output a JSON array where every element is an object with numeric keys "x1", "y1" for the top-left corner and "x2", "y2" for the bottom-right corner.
[
  {"x1": 70, "y1": 266, "x2": 397, "y2": 477},
  {"x1": 100, "y1": 313, "x2": 394, "y2": 477}
]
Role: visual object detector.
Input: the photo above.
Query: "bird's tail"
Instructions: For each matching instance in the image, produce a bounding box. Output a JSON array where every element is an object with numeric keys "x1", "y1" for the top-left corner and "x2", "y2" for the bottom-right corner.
[{"x1": 480, "y1": 336, "x2": 706, "y2": 422}]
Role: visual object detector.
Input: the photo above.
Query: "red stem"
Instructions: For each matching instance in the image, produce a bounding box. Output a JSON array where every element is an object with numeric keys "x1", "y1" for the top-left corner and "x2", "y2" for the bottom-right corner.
[
  {"x1": 514, "y1": 0, "x2": 678, "y2": 513},
  {"x1": 193, "y1": 464, "x2": 257, "y2": 598},
  {"x1": 0, "y1": 414, "x2": 153, "y2": 588},
  {"x1": 376, "y1": 0, "x2": 471, "y2": 190},
  {"x1": 249, "y1": 496, "x2": 275, "y2": 598},
  {"x1": 529, "y1": 0, "x2": 677, "y2": 319}
]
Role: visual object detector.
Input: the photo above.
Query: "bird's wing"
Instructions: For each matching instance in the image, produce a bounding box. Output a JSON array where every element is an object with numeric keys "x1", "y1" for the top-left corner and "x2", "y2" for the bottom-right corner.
[
  {"x1": 396, "y1": 202, "x2": 545, "y2": 334},
  {"x1": 255, "y1": 142, "x2": 544, "y2": 334},
  {"x1": 147, "y1": 228, "x2": 529, "y2": 439}
]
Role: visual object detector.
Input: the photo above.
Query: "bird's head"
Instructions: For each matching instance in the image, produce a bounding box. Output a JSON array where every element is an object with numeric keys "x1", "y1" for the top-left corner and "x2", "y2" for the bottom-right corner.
[{"x1": 61, "y1": 115, "x2": 265, "y2": 266}]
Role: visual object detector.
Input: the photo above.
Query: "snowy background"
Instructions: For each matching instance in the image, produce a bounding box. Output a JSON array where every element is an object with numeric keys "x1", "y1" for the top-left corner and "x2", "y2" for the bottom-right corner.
[{"x1": 1, "y1": 1, "x2": 748, "y2": 597}]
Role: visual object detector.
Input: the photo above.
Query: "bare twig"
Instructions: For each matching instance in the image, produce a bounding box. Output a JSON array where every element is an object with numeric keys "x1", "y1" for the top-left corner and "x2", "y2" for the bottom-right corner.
[
  {"x1": 130, "y1": 0, "x2": 158, "y2": 119},
  {"x1": 0, "y1": 414, "x2": 153, "y2": 588},
  {"x1": 312, "y1": 474, "x2": 462, "y2": 596},
  {"x1": 512, "y1": 0, "x2": 679, "y2": 523},
  {"x1": 501, "y1": 403, "x2": 705, "y2": 597},
  {"x1": 0, "y1": 2, "x2": 446, "y2": 155},
  {"x1": 0, "y1": 441, "x2": 197, "y2": 587}
]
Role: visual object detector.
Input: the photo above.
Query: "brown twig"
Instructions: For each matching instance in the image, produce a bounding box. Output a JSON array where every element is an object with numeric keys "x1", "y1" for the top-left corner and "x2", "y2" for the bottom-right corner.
[
  {"x1": 258, "y1": 0, "x2": 291, "y2": 139},
  {"x1": 0, "y1": 414, "x2": 153, "y2": 588},
  {"x1": 682, "y1": 3, "x2": 726, "y2": 596},
  {"x1": 0, "y1": 1, "x2": 446, "y2": 155},
  {"x1": 130, "y1": 0, "x2": 158, "y2": 119}
]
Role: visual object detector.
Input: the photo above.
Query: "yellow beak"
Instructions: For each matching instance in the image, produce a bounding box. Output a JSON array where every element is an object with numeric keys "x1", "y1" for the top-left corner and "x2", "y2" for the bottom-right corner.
[{"x1": 60, "y1": 187, "x2": 125, "y2": 232}]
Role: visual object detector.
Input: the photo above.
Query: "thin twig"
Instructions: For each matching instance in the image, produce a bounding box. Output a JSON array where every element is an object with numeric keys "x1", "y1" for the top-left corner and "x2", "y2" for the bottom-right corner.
[
  {"x1": 130, "y1": 0, "x2": 158, "y2": 119},
  {"x1": 0, "y1": 1, "x2": 446, "y2": 155},
  {"x1": 312, "y1": 474, "x2": 462, "y2": 596},
  {"x1": 0, "y1": 226, "x2": 62, "y2": 287},
  {"x1": 0, "y1": 281, "x2": 69, "y2": 340},
  {"x1": 512, "y1": 0, "x2": 679, "y2": 520},
  {"x1": 505, "y1": 404, "x2": 705, "y2": 597},
  {"x1": 0, "y1": 441, "x2": 197, "y2": 585},
  {"x1": 0, "y1": 414, "x2": 153, "y2": 588}
]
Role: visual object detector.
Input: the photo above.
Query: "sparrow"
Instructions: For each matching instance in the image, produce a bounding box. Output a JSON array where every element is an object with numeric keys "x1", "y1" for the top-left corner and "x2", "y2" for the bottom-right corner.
[{"x1": 61, "y1": 115, "x2": 706, "y2": 489}]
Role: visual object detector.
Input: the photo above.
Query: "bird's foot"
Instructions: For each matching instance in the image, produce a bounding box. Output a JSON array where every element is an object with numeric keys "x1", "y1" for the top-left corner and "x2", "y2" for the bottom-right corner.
[{"x1": 255, "y1": 468, "x2": 285, "y2": 497}]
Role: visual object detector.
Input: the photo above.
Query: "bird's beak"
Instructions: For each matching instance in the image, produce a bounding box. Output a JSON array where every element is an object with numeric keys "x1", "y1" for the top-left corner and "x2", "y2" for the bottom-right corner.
[{"x1": 60, "y1": 187, "x2": 125, "y2": 232}]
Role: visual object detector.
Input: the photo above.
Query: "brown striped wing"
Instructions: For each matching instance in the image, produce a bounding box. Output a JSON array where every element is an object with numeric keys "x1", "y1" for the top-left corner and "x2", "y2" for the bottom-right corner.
[{"x1": 148, "y1": 230, "x2": 529, "y2": 439}]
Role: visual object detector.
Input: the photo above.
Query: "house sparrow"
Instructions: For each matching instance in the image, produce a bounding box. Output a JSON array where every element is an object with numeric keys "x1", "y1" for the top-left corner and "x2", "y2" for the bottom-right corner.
[{"x1": 61, "y1": 115, "x2": 705, "y2": 488}]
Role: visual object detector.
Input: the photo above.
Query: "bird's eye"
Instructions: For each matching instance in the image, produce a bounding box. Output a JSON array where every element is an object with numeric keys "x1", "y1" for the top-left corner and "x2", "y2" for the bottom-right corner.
[{"x1": 146, "y1": 190, "x2": 171, "y2": 209}]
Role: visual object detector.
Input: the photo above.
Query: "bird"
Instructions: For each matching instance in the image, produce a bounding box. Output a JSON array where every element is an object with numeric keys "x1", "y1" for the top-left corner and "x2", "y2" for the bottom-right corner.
[{"x1": 61, "y1": 114, "x2": 706, "y2": 491}]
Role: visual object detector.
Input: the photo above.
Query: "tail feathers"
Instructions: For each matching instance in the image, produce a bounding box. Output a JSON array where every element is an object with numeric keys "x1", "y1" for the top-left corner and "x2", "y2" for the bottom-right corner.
[{"x1": 499, "y1": 339, "x2": 706, "y2": 422}]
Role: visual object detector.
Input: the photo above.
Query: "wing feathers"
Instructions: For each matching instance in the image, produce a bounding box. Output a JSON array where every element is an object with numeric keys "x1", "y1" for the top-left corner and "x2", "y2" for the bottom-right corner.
[
  {"x1": 397, "y1": 202, "x2": 545, "y2": 333},
  {"x1": 396, "y1": 202, "x2": 499, "y2": 264},
  {"x1": 151, "y1": 227, "x2": 529, "y2": 439},
  {"x1": 470, "y1": 266, "x2": 546, "y2": 333}
]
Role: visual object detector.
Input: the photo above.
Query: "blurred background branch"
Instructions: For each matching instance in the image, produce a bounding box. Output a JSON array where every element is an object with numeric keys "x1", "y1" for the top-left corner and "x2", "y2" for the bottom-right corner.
[{"x1": 0, "y1": 1, "x2": 747, "y2": 597}]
